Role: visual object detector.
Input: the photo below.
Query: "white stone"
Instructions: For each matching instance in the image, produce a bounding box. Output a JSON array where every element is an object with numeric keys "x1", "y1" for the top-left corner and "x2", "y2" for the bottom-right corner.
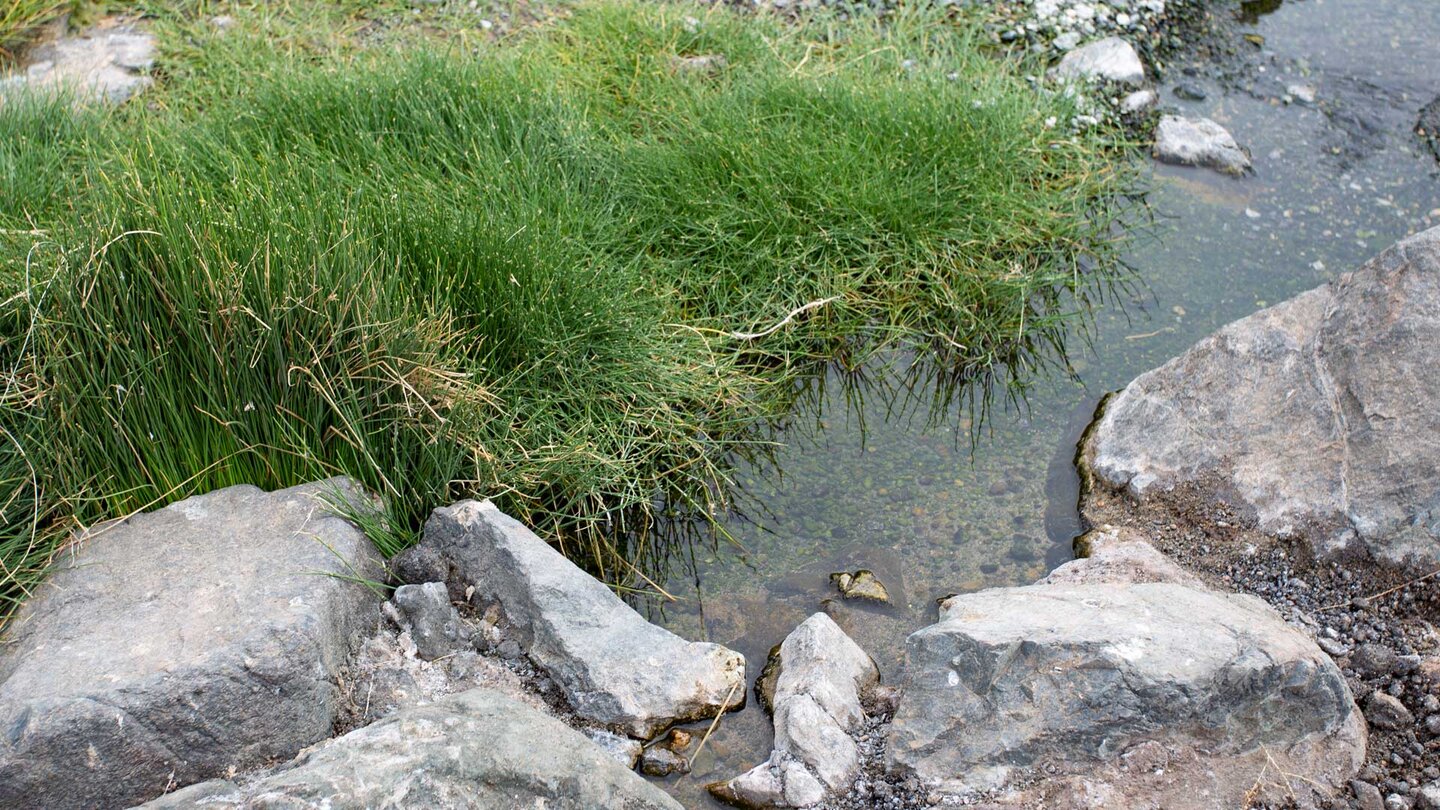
[
  {"x1": 1052, "y1": 36, "x2": 1146, "y2": 86},
  {"x1": 1153, "y1": 115, "x2": 1252, "y2": 175}
]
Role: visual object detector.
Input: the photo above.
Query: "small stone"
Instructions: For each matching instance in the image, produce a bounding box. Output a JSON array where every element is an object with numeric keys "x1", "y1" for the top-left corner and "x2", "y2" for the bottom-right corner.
[
  {"x1": 1152, "y1": 115, "x2": 1252, "y2": 176},
  {"x1": 1318, "y1": 636, "x2": 1351, "y2": 657},
  {"x1": 1052, "y1": 36, "x2": 1145, "y2": 86},
  {"x1": 1053, "y1": 31, "x2": 1082, "y2": 51},
  {"x1": 392, "y1": 582, "x2": 467, "y2": 661},
  {"x1": 666, "y1": 729, "x2": 693, "y2": 752},
  {"x1": 1366, "y1": 691, "x2": 1416, "y2": 730},
  {"x1": 1354, "y1": 780, "x2": 1387, "y2": 810},
  {"x1": 1353, "y1": 643, "x2": 1400, "y2": 677},
  {"x1": 1414, "y1": 781, "x2": 1440, "y2": 810},
  {"x1": 1287, "y1": 83, "x2": 1318, "y2": 104},
  {"x1": 1120, "y1": 89, "x2": 1158, "y2": 113},
  {"x1": 1174, "y1": 82, "x2": 1207, "y2": 101},
  {"x1": 1425, "y1": 715, "x2": 1440, "y2": 735},
  {"x1": 1388, "y1": 794, "x2": 1414, "y2": 810},
  {"x1": 830, "y1": 569, "x2": 891, "y2": 604},
  {"x1": 640, "y1": 746, "x2": 691, "y2": 777}
]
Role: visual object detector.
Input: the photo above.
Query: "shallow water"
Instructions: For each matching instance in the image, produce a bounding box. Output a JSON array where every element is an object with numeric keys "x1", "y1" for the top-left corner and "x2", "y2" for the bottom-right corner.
[{"x1": 651, "y1": 0, "x2": 1440, "y2": 803}]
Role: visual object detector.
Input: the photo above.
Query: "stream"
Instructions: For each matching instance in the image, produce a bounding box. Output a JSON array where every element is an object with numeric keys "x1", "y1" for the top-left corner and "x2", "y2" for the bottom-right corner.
[{"x1": 651, "y1": 0, "x2": 1440, "y2": 804}]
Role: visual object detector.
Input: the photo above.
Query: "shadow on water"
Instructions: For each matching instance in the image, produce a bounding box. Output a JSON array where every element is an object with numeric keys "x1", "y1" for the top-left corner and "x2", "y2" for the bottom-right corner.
[{"x1": 1237, "y1": 0, "x2": 1286, "y2": 25}]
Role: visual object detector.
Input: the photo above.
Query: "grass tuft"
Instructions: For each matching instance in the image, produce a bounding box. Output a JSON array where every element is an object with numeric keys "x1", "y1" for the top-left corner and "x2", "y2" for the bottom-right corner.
[{"x1": 0, "y1": 0, "x2": 1139, "y2": 617}]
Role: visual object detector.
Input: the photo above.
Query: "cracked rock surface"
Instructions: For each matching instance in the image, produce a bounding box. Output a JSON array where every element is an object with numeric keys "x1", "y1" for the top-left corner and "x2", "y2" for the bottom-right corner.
[{"x1": 1, "y1": 26, "x2": 155, "y2": 104}]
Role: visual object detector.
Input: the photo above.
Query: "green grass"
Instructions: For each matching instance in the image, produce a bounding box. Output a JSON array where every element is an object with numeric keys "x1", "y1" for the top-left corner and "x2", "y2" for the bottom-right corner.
[{"x1": 0, "y1": 0, "x2": 1138, "y2": 617}]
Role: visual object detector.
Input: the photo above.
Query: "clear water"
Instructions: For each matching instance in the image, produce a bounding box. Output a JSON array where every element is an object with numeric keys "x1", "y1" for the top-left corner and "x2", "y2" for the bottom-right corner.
[{"x1": 652, "y1": 0, "x2": 1440, "y2": 803}]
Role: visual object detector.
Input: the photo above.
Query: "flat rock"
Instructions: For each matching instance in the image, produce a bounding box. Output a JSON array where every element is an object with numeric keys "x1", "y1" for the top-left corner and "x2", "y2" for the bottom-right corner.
[
  {"x1": 1039, "y1": 524, "x2": 1204, "y2": 587},
  {"x1": 710, "y1": 613, "x2": 878, "y2": 808},
  {"x1": 134, "y1": 688, "x2": 682, "y2": 809},
  {"x1": 1052, "y1": 37, "x2": 1145, "y2": 86},
  {"x1": 1153, "y1": 115, "x2": 1252, "y2": 175},
  {"x1": 889, "y1": 578, "x2": 1364, "y2": 807},
  {"x1": 422, "y1": 500, "x2": 745, "y2": 738},
  {"x1": 1, "y1": 28, "x2": 155, "y2": 104},
  {"x1": 0, "y1": 479, "x2": 383, "y2": 810},
  {"x1": 1083, "y1": 226, "x2": 1440, "y2": 568}
]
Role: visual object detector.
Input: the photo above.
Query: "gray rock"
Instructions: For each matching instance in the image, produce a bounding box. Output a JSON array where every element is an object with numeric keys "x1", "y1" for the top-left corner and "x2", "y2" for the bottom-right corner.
[
  {"x1": 1366, "y1": 691, "x2": 1416, "y2": 730},
  {"x1": 1152, "y1": 115, "x2": 1252, "y2": 175},
  {"x1": 1288, "y1": 83, "x2": 1318, "y2": 104},
  {"x1": 640, "y1": 745, "x2": 691, "y2": 777},
  {"x1": 134, "y1": 688, "x2": 682, "y2": 809},
  {"x1": 388, "y1": 543, "x2": 449, "y2": 588},
  {"x1": 1039, "y1": 524, "x2": 1204, "y2": 587},
  {"x1": 0, "y1": 479, "x2": 383, "y2": 810},
  {"x1": 888, "y1": 580, "x2": 1364, "y2": 807},
  {"x1": 1120, "y1": 88, "x2": 1158, "y2": 113},
  {"x1": 1052, "y1": 37, "x2": 1145, "y2": 86},
  {"x1": 1414, "y1": 780, "x2": 1440, "y2": 810},
  {"x1": 1389, "y1": 794, "x2": 1415, "y2": 810},
  {"x1": 710, "y1": 613, "x2": 878, "y2": 807},
  {"x1": 391, "y1": 582, "x2": 467, "y2": 660},
  {"x1": 1, "y1": 29, "x2": 155, "y2": 104},
  {"x1": 1356, "y1": 780, "x2": 1388, "y2": 810},
  {"x1": 1174, "y1": 81, "x2": 1208, "y2": 101},
  {"x1": 1083, "y1": 227, "x2": 1440, "y2": 568},
  {"x1": 1353, "y1": 643, "x2": 1401, "y2": 678},
  {"x1": 140, "y1": 780, "x2": 242, "y2": 809},
  {"x1": 421, "y1": 500, "x2": 745, "y2": 738},
  {"x1": 583, "y1": 728, "x2": 643, "y2": 769}
]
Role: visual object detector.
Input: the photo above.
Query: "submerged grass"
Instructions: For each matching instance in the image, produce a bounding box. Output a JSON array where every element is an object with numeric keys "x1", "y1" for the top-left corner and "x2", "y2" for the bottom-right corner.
[{"x1": 0, "y1": 0, "x2": 1138, "y2": 617}]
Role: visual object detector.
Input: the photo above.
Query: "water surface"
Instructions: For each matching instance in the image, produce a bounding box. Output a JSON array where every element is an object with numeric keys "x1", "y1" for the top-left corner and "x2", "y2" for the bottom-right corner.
[{"x1": 653, "y1": 0, "x2": 1440, "y2": 802}]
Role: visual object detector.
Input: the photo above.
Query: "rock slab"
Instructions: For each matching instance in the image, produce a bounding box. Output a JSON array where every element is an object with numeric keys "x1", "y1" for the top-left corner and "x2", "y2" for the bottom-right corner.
[
  {"x1": 710, "y1": 613, "x2": 878, "y2": 808},
  {"x1": 0, "y1": 479, "x2": 383, "y2": 810},
  {"x1": 1153, "y1": 115, "x2": 1252, "y2": 175},
  {"x1": 1, "y1": 29, "x2": 155, "y2": 104},
  {"x1": 889, "y1": 574, "x2": 1363, "y2": 807},
  {"x1": 1084, "y1": 226, "x2": 1440, "y2": 568},
  {"x1": 136, "y1": 688, "x2": 682, "y2": 810},
  {"x1": 422, "y1": 500, "x2": 745, "y2": 738},
  {"x1": 1052, "y1": 37, "x2": 1146, "y2": 86}
]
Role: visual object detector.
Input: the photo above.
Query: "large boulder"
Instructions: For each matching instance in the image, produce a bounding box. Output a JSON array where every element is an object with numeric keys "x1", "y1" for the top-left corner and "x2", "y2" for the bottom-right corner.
[
  {"x1": 710, "y1": 613, "x2": 879, "y2": 808},
  {"x1": 1083, "y1": 226, "x2": 1440, "y2": 568},
  {"x1": 422, "y1": 500, "x2": 745, "y2": 738},
  {"x1": 135, "y1": 688, "x2": 683, "y2": 810},
  {"x1": 0, "y1": 479, "x2": 383, "y2": 810},
  {"x1": 888, "y1": 549, "x2": 1364, "y2": 807}
]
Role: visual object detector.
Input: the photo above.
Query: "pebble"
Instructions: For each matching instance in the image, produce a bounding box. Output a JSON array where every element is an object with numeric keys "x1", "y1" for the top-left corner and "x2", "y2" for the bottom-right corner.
[{"x1": 1175, "y1": 82, "x2": 1208, "y2": 101}]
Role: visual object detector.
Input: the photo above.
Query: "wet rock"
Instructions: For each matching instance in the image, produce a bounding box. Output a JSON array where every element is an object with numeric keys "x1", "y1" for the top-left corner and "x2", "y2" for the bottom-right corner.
[
  {"x1": 710, "y1": 613, "x2": 879, "y2": 807},
  {"x1": 1367, "y1": 691, "x2": 1416, "y2": 730},
  {"x1": 0, "y1": 479, "x2": 383, "y2": 810},
  {"x1": 889, "y1": 578, "x2": 1364, "y2": 807},
  {"x1": 756, "y1": 643, "x2": 783, "y2": 714},
  {"x1": 1174, "y1": 81, "x2": 1207, "y2": 101},
  {"x1": 1153, "y1": 115, "x2": 1252, "y2": 175},
  {"x1": 1040, "y1": 524, "x2": 1204, "y2": 587},
  {"x1": 1051, "y1": 37, "x2": 1145, "y2": 86},
  {"x1": 640, "y1": 746, "x2": 691, "y2": 777},
  {"x1": 391, "y1": 582, "x2": 467, "y2": 661},
  {"x1": 829, "y1": 569, "x2": 891, "y2": 604},
  {"x1": 134, "y1": 689, "x2": 682, "y2": 809},
  {"x1": 1083, "y1": 226, "x2": 1440, "y2": 569},
  {"x1": 1418, "y1": 96, "x2": 1440, "y2": 162},
  {"x1": 584, "y1": 728, "x2": 643, "y2": 769},
  {"x1": 420, "y1": 500, "x2": 745, "y2": 738},
  {"x1": 0, "y1": 28, "x2": 154, "y2": 104}
]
